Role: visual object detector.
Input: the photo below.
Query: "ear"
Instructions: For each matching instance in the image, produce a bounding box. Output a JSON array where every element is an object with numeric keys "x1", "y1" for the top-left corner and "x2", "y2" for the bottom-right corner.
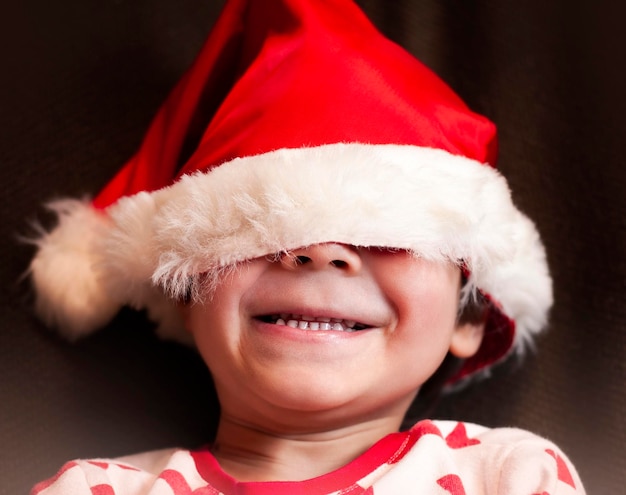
[{"x1": 449, "y1": 321, "x2": 485, "y2": 358}]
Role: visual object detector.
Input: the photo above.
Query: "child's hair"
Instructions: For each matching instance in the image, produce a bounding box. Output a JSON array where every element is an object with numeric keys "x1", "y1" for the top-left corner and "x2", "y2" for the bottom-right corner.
[{"x1": 457, "y1": 272, "x2": 490, "y2": 327}]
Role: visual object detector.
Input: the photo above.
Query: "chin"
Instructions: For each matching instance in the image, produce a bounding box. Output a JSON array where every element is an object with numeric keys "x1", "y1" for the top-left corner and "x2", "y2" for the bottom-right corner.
[{"x1": 259, "y1": 372, "x2": 366, "y2": 413}]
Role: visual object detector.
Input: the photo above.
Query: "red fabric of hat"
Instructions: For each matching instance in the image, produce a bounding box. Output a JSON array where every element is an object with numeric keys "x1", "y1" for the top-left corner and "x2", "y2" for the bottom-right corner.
[{"x1": 94, "y1": 0, "x2": 496, "y2": 209}]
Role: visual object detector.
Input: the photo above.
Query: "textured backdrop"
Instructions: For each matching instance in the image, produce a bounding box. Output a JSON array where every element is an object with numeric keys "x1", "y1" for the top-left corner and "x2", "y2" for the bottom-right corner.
[{"x1": 1, "y1": 1, "x2": 624, "y2": 493}]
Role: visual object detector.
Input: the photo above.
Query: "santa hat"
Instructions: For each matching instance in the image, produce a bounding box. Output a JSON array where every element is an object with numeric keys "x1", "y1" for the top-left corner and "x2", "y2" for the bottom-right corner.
[{"x1": 29, "y1": 0, "x2": 552, "y2": 383}]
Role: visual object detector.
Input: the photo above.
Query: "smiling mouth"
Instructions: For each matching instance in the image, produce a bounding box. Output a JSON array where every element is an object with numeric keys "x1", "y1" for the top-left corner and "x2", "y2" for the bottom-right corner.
[{"x1": 257, "y1": 314, "x2": 372, "y2": 332}]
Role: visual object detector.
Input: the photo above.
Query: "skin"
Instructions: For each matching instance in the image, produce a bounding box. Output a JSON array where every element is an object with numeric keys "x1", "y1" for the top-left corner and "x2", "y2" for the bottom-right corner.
[{"x1": 180, "y1": 243, "x2": 484, "y2": 482}]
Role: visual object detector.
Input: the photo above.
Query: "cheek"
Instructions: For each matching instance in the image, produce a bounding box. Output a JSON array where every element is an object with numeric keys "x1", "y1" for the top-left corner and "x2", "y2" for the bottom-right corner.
[
  {"x1": 385, "y1": 266, "x2": 461, "y2": 374},
  {"x1": 186, "y1": 284, "x2": 247, "y2": 372},
  {"x1": 390, "y1": 307, "x2": 457, "y2": 371},
  {"x1": 186, "y1": 260, "x2": 269, "y2": 351},
  {"x1": 392, "y1": 267, "x2": 460, "y2": 329},
  {"x1": 187, "y1": 304, "x2": 230, "y2": 370}
]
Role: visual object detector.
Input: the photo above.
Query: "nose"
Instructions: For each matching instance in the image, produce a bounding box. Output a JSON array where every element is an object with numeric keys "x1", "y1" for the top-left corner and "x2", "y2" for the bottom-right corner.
[{"x1": 280, "y1": 243, "x2": 362, "y2": 273}]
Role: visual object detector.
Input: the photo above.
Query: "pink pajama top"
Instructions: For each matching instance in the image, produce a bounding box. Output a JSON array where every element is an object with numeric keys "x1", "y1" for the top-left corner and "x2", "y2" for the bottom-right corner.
[{"x1": 32, "y1": 420, "x2": 585, "y2": 495}]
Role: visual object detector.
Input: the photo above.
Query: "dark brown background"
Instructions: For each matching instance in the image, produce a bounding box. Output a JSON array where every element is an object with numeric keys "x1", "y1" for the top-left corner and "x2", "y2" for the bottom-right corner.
[{"x1": 1, "y1": 1, "x2": 624, "y2": 493}]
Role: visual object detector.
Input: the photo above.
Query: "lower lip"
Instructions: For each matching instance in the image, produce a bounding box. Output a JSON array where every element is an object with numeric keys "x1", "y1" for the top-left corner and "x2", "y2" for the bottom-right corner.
[{"x1": 245, "y1": 320, "x2": 381, "y2": 364}]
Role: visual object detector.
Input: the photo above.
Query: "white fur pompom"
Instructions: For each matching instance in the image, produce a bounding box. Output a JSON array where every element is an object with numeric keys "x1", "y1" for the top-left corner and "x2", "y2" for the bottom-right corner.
[{"x1": 29, "y1": 199, "x2": 121, "y2": 339}]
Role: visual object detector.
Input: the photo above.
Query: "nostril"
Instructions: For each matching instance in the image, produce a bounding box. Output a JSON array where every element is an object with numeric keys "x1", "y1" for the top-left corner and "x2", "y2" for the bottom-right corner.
[{"x1": 282, "y1": 245, "x2": 361, "y2": 271}]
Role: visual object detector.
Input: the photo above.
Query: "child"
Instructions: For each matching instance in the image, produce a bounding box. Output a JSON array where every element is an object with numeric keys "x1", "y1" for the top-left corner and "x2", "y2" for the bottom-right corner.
[{"x1": 29, "y1": 0, "x2": 585, "y2": 493}]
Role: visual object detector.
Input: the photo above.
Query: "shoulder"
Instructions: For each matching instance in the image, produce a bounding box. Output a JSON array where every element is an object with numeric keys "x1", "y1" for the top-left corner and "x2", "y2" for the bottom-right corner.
[
  {"x1": 390, "y1": 420, "x2": 586, "y2": 494},
  {"x1": 30, "y1": 448, "x2": 206, "y2": 495}
]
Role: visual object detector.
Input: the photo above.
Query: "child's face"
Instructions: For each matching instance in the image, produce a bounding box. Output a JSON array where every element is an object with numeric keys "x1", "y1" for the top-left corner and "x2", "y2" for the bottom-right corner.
[{"x1": 183, "y1": 244, "x2": 482, "y2": 430}]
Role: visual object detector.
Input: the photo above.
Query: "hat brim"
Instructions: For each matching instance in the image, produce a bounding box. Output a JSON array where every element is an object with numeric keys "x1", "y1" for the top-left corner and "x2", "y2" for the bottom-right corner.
[{"x1": 31, "y1": 143, "x2": 552, "y2": 380}]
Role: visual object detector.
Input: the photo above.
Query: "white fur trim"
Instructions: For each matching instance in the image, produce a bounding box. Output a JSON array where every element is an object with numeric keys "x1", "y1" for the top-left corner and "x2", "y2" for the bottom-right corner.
[
  {"x1": 29, "y1": 199, "x2": 188, "y2": 342},
  {"x1": 30, "y1": 144, "x2": 551, "y2": 358},
  {"x1": 29, "y1": 200, "x2": 121, "y2": 339},
  {"x1": 100, "y1": 143, "x2": 551, "y2": 354}
]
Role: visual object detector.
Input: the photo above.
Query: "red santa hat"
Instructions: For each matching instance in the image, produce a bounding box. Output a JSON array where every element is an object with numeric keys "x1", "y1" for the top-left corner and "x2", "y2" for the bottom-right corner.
[{"x1": 30, "y1": 0, "x2": 552, "y2": 383}]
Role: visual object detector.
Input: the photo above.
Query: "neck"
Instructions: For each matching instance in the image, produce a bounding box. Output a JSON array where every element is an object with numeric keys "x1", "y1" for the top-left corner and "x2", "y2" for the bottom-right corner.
[{"x1": 211, "y1": 413, "x2": 404, "y2": 482}]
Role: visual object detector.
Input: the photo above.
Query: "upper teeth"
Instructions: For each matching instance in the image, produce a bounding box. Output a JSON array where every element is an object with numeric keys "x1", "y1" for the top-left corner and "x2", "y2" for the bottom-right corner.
[{"x1": 270, "y1": 315, "x2": 362, "y2": 332}]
